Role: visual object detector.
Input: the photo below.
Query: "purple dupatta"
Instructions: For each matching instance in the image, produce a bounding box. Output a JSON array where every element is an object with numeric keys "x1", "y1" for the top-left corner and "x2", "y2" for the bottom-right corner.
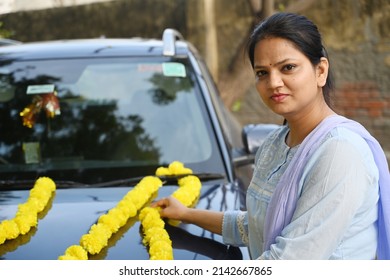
[{"x1": 263, "y1": 115, "x2": 390, "y2": 259}]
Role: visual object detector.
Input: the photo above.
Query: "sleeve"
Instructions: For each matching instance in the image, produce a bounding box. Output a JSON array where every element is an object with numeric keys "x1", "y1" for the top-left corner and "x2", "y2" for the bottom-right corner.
[
  {"x1": 259, "y1": 134, "x2": 379, "y2": 259},
  {"x1": 222, "y1": 210, "x2": 249, "y2": 247},
  {"x1": 221, "y1": 127, "x2": 283, "y2": 248}
]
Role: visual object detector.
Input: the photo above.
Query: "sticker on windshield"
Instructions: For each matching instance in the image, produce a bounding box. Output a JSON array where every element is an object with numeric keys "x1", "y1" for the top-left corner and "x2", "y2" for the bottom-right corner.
[
  {"x1": 162, "y1": 62, "x2": 186, "y2": 77},
  {"x1": 22, "y1": 142, "x2": 41, "y2": 164},
  {"x1": 27, "y1": 84, "x2": 55, "y2": 95},
  {"x1": 138, "y1": 64, "x2": 163, "y2": 72}
]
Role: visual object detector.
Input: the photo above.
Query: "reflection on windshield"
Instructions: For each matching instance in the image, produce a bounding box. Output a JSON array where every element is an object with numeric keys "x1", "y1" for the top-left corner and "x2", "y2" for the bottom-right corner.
[{"x1": 0, "y1": 58, "x2": 215, "y2": 182}]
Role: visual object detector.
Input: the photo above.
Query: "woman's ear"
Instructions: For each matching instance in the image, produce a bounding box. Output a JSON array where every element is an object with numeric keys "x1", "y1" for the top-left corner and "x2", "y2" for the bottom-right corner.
[{"x1": 317, "y1": 57, "x2": 329, "y2": 87}]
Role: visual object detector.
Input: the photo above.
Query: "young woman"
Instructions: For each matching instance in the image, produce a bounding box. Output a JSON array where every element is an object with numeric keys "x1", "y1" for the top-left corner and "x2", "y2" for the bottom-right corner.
[{"x1": 153, "y1": 12, "x2": 390, "y2": 260}]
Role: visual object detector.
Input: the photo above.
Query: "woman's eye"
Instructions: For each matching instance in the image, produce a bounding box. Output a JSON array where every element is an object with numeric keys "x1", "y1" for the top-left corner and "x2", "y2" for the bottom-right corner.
[
  {"x1": 255, "y1": 70, "x2": 267, "y2": 77},
  {"x1": 283, "y1": 64, "x2": 296, "y2": 71}
]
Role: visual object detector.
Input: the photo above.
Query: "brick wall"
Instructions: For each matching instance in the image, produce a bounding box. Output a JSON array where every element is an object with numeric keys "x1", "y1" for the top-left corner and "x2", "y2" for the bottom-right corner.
[
  {"x1": 335, "y1": 82, "x2": 389, "y2": 119},
  {"x1": 334, "y1": 81, "x2": 390, "y2": 155}
]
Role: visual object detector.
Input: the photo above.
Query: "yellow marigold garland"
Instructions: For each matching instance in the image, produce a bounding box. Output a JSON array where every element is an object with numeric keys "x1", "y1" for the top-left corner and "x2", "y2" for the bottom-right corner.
[
  {"x1": 155, "y1": 160, "x2": 193, "y2": 177},
  {"x1": 0, "y1": 161, "x2": 203, "y2": 260},
  {"x1": 58, "y1": 175, "x2": 163, "y2": 259},
  {"x1": 0, "y1": 177, "x2": 56, "y2": 245},
  {"x1": 58, "y1": 160, "x2": 202, "y2": 260},
  {"x1": 173, "y1": 175, "x2": 202, "y2": 208},
  {"x1": 60, "y1": 245, "x2": 89, "y2": 260},
  {"x1": 139, "y1": 207, "x2": 173, "y2": 260},
  {"x1": 139, "y1": 161, "x2": 202, "y2": 259}
]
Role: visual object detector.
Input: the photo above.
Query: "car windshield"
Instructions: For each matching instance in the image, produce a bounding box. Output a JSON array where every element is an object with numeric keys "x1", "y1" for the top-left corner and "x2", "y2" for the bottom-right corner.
[{"x1": 0, "y1": 56, "x2": 225, "y2": 184}]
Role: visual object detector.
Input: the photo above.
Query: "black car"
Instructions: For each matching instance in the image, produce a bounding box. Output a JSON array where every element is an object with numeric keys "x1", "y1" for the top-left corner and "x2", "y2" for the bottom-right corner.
[{"x1": 0, "y1": 29, "x2": 277, "y2": 260}]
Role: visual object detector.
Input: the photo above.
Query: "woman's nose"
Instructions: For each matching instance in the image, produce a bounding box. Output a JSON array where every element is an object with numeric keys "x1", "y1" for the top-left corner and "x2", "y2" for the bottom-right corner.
[{"x1": 268, "y1": 72, "x2": 283, "y2": 89}]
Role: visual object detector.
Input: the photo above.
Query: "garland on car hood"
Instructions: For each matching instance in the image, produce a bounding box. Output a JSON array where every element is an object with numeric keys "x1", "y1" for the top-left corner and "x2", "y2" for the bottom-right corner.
[
  {"x1": 139, "y1": 207, "x2": 173, "y2": 260},
  {"x1": 0, "y1": 177, "x2": 56, "y2": 245},
  {"x1": 58, "y1": 175, "x2": 163, "y2": 259},
  {"x1": 138, "y1": 162, "x2": 202, "y2": 260},
  {"x1": 58, "y1": 161, "x2": 202, "y2": 260}
]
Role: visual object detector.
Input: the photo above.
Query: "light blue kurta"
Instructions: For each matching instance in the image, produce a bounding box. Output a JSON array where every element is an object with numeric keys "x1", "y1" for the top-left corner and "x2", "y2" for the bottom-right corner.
[{"x1": 222, "y1": 125, "x2": 379, "y2": 259}]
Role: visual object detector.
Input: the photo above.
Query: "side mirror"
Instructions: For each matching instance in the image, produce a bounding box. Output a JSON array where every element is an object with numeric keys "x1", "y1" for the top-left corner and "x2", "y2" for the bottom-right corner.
[
  {"x1": 233, "y1": 123, "x2": 279, "y2": 167},
  {"x1": 242, "y1": 123, "x2": 280, "y2": 154}
]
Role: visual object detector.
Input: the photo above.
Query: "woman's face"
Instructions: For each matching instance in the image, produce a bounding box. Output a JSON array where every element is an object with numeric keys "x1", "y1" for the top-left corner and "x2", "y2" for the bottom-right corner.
[{"x1": 253, "y1": 37, "x2": 328, "y2": 120}]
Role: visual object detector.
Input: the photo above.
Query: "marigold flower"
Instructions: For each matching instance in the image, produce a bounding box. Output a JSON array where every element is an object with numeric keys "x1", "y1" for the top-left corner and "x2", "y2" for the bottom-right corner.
[
  {"x1": 78, "y1": 226, "x2": 110, "y2": 255},
  {"x1": 25, "y1": 197, "x2": 43, "y2": 212},
  {"x1": 149, "y1": 240, "x2": 173, "y2": 260},
  {"x1": 98, "y1": 213, "x2": 121, "y2": 233},
  {"x1": 16, "y1": 202, "x2": 37, "y2": 216},
  {"x1": 155, "y1": 161, "x2": 192, "y2": 177},
  {"x1": 155, "y1": 167, "x2": 170, "y2": 176},
  {"x1": 139, "y1": 176, "x2": 163, "y2": 190},
  {"x1": 35, "y1": 177, "x2": 56, "y2": 192},
  {"x1": 106, "y1": 207, "x2": 128, "y2": 228},
  {"x1": 168, "y1": 161, "x2": 192, "y2": 175},
  {"x1": 143, "y1": 227, "x2": 170, "y2": 245},
  {"x1": 183, "y1": 175, "x2": 201, "y2": 188},
  {"x1": 138, "y1": 207, "x2": 158, "y2": 221},
  {"x1": 58, "y1": 245, "x2": 88, "y2": 260},
  {"x1": 14, "y1": 213, "x2": 37, "y2": 235},
  {"x1": 116, "y1": 199, "x2": 137, "y2": 218},
  {"x1": 172, "y1": 175, "x2": 201, "y2": 207},
  {"x1": 0, "y1": 220, "x2": 20, "y2": 240}
]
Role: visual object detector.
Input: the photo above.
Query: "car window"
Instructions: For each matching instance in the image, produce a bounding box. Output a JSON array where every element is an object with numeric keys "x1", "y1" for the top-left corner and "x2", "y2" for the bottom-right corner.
[{"x1": 0, "y1": 57, "x2": 223, "y2": 183}]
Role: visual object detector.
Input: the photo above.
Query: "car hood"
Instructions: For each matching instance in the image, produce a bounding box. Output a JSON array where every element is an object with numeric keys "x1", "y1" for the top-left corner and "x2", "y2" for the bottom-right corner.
[{"x1": 0, "y1": 181, "x2": 247, "y2": 260}]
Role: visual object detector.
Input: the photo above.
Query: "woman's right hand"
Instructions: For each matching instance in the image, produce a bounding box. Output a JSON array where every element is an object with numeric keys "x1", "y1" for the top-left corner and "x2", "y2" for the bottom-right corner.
[
  {"x1": 151, "y1": 196, "x2": 188, "y2": 221},
  {"x1": 152, "y1": 196, "x2": 224, "y2": 235}
]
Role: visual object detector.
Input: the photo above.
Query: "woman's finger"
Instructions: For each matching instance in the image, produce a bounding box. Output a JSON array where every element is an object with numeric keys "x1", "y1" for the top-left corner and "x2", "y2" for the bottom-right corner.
[{"x1": 150, "y1": 197, "x2": 168, "y2": 208}]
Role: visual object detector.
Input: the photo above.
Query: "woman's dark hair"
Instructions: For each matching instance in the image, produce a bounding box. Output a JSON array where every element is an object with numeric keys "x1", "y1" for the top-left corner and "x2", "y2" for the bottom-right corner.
[{"x1": 247, "y1": 12, "x2": 335, "y2": 107}]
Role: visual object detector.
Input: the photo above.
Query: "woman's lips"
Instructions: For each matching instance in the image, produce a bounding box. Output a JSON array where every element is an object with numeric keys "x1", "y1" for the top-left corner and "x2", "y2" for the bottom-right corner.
[{"x1": 271, "y1": 93, "x2": 288, "y2": 102}]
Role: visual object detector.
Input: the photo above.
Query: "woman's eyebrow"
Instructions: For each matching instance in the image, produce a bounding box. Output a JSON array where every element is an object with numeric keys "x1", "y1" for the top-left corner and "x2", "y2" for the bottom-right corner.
[{"x1": 254, "y1": 58, "x2": 294, "y2": 69}]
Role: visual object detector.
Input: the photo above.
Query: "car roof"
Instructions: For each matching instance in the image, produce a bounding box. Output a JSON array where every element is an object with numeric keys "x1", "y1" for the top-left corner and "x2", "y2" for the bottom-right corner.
[{"x1": 0, "y1": 29, "x2": 192, "y2": 60}]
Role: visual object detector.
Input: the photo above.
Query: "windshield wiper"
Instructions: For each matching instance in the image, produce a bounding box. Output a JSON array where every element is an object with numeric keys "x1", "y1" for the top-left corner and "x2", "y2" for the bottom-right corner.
[
  {"x1": 0, "y1": 173, "x2": 226, "y2": 190},
  {"x1": 77, "y1": 172, "x2": 225, "y2": 188},
  {"x1": 0, "y1": 180, "x2": 87, "y2": 190},
  {"x1": 160, "y1": 172, "x2": 225, "y2": 183}
]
